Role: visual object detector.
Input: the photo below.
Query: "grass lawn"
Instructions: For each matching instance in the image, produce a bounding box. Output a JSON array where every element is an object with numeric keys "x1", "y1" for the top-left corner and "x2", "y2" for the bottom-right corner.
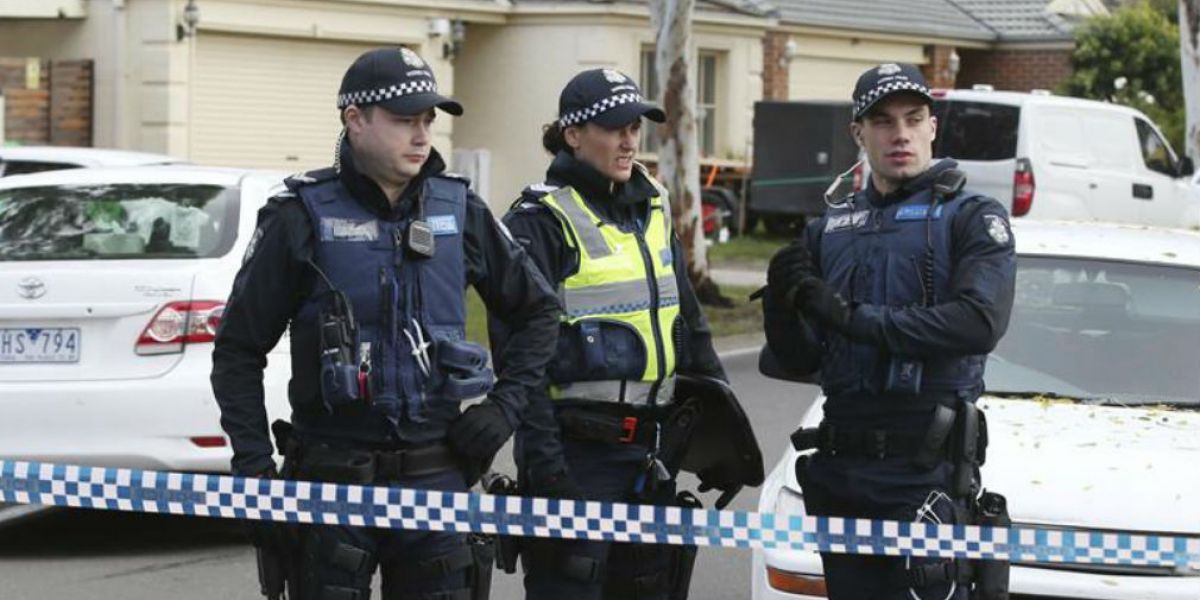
[
  {"x1": 707, "y1": 233, "x2": 788, "y2": 269},
  {"x1": 703, "y1": 284, "x2": 762, "y2": 338},
  {"x1": 466, "y1": 284, "x2": 763, "y2": 346}
]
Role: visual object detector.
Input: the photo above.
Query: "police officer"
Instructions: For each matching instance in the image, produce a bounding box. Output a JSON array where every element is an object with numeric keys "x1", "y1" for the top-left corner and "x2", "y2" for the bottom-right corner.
[
  {"x1": 489, "y1": 68, "x2": 727, "y2": 600},
  {"x1": 211, "y1": 47, "x2": 560, "y2": 600},
  {"x1": 764, "y1": 63, "x2": 1017, "y2": 600}
]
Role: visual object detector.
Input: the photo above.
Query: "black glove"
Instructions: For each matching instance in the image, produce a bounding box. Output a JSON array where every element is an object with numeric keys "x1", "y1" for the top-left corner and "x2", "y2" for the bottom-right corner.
[
  {"x1": 767, "y1": 241, "x2": 816, "y2": 308},
  {"x1": 447, "y1": 401, "x2": 514, "y2": 462},
  {"x1": 530, "y1": 471, "x2": 585, "y2": 500},
  {"x1": 796, "y1": 277, "x2": 854, "y2": 335},
  {"x1": 241, "y1": 467, "x2": 299, "y2": 554}
]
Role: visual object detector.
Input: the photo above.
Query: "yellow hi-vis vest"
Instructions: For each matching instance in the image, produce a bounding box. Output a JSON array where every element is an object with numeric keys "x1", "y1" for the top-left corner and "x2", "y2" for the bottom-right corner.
[{"x1": 537, "y1": 182, "x2": 681, "y2": 406}]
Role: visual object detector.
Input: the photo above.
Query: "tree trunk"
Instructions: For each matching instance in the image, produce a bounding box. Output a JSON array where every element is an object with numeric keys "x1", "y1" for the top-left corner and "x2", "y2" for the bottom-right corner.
[
  {"x1": 1183, "y1": 0, "x2": 1200, "y2": 160},
  {"x1": 651, "y1": 0, "x2": 730, "y2": 306}
]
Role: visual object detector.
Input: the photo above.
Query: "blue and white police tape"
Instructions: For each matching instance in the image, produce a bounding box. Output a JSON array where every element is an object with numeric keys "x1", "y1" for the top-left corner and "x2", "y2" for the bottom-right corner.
[{"x1": 2, "y1": 460, "x2": 1198, "y2": 569}]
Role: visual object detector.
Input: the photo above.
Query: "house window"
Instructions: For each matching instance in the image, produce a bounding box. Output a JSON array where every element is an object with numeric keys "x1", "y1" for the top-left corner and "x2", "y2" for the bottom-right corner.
[
  {"x1": 697, "y1": 51, "x2": 719, "y2": 157},
  {"x1": 638, "y1": 46, "x2": 722, "y2": 156},
  {"x1": 639, "y1": 47, "x2": 661, "y2": 154}
]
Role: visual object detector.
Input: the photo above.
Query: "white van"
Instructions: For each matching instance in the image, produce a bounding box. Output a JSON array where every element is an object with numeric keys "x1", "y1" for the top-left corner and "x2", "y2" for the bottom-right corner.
[{"x1": 931, "y1": 88, "x2": 1199, "y2": 229}]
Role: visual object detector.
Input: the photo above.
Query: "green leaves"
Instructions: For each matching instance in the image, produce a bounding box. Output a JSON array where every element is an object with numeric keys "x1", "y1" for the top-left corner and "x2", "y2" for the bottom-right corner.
[{"x1": 1061, "y1": 1, "x2": 1185, "y2": 152}]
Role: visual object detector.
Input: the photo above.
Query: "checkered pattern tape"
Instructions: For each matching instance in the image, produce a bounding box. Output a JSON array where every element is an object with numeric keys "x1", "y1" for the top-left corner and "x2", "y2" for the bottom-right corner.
[
  {"x1": 559, "y1": 93, "x2": 644, "y2": 127},
  {"x1": 2, "y1": 460, "x2": 1198, "y2": 568},
  {"x1": 337, "y1": 80, "x2": 437, "y2": 109},
  {"x1": 854, "y1": 80, "x2": 930, "y2": 116}
]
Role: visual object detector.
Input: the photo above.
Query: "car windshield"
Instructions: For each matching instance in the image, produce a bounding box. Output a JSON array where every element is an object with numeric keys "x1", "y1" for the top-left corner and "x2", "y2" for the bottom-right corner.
[
  {"x1": 932, "y1": 100, "x2": 1020, "y2": 161},
  {"x1": 986, "y1": 256, "x2": 1200, "y2": 408},
  {"x1": 0, "y1": 183, "x2": 238, "y2": 261}
]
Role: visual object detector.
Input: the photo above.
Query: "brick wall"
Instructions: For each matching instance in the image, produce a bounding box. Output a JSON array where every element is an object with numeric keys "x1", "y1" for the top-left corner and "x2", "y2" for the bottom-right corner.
[
  {"x1": 922, "y1": 45, "x2": 959, "y2": 89},
  {"x1": 956, "y1": 48, "x2": 1074, "y2": 92},
  {"x1": 763, "y1": 31, "x2": 790, "y2": 101},
  {"x1": 0, "y1": 57, "x2": 92, "y2": 146}
]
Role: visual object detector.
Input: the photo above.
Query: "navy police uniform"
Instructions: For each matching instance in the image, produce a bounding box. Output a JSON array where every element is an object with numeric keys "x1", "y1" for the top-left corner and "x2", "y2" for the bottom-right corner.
[
  {"x1": 765, "y1": 64, "x2": 1016, "y2": 600},
  {"x1": 489, "y1": 70, "x2": 726, "y2": 600},
  {"x1": 211, "y1": 48, "x2": 559, "y2": 600}
]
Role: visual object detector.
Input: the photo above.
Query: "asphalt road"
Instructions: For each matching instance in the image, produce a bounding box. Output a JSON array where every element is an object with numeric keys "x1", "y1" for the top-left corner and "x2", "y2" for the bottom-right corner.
[{"x1": 0, "y1": 347, "x2": 820, "y2": 600}]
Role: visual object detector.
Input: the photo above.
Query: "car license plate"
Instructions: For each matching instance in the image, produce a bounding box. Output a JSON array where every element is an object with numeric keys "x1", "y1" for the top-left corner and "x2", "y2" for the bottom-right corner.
[{"x1": 0, "y1": 328, "x2": 81, "y2": 363}]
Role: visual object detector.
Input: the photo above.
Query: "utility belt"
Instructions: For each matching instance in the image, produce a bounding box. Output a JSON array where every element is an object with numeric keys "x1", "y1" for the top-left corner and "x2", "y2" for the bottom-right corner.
[
  {"x1": 555, "y1": 405, "x2": 665, "y2": 447},
  {"x1": 791, "y1": 401, "x2": 987, "y2": 475},
  {"x1": 273, "y1": 420, "x2": 459, "y2": 484}
]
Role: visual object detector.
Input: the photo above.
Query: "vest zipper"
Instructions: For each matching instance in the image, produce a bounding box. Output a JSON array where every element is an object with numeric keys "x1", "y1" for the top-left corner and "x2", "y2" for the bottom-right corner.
[{"x1": 634, "y1": 229, "x2": 666, "y2": 406}]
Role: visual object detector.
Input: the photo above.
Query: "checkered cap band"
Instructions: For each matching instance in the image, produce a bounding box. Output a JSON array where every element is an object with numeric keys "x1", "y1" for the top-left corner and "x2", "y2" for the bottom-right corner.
[
  {"x1": 337, "y1": 80, "x2": 438, "y2": 109},
  {"x1": 854, "y1": 80, "x2": 930, "y2": 116},
  {"x1": 559, "y1": 92, "x2": 644, "y2": 127}
]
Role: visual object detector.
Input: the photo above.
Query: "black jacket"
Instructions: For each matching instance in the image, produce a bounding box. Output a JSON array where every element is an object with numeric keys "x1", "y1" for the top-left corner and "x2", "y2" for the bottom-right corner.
[
  {"x1": 211, "y1": 140, "x2": 560, "y2": 476},
  {"x1": 490, "y1": 151, "x2": 726, "y2": 484}
]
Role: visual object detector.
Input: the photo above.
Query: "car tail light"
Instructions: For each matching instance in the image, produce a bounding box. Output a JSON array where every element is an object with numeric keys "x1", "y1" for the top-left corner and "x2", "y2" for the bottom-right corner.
[
  {"x1": 135, "y1": 301, "x2": 225, "y2": 356},
  {"x1": 851, "y1": 161, "x2": 865, "y2": 193},
  {"x1": 766, "y1": 567, "x2": 828, "y2": 596},
  {"x1": 190, "y1": 436, "x2": 228, "y2": 448},
  {"x1": 1012, "y1": 158, "x2": 1034, "y2": 217}
]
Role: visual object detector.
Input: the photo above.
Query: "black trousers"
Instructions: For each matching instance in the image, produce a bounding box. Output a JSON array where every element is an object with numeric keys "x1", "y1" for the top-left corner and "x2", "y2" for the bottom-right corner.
[{"x1": 799, "y1": 453, "x2": 968, "y2": 600}]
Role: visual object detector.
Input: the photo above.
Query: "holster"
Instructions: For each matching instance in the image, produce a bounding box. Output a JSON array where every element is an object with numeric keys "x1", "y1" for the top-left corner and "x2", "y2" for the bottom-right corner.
[
  {"x1": 467, "y1": 534, "x2": 495, "y2": 600},
  {"x1": 970, "y1": 491, "x2": 1011, "y2": 600},
  {"x1": 480, "y1": 472, "x2": 521, "y2": 575}
]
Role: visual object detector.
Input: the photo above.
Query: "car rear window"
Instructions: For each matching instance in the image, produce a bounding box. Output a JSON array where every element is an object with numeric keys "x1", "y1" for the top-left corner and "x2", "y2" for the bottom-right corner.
[
  {"x1": 0, "y1": 183, "x2": 239, "y2": 261},
  {"x1": 932, "y1": 100, "x2": 1020, "y2": 161},
  {"x1": 0, "y1": 160, "x2": 83, "y2": 177}
]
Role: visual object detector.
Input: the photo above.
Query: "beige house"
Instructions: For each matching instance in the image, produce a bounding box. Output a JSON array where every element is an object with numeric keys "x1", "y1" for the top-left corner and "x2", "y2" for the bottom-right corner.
[{"x1": 0, "y1": 0, "x2": 770, "y2": 210}]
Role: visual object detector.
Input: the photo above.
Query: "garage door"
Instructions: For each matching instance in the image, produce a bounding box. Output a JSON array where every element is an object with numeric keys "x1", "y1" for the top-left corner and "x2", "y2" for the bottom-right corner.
[
  {"x1": 192, "y1": 33, "x2": 378, "y2": 170},
  {"x1": 788, "y1": 56, "x2": 880, "y2": 101}
]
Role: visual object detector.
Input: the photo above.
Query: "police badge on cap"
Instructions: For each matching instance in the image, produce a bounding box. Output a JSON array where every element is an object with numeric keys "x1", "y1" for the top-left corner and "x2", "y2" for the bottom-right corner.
[
  {"x1": 337, "y1": 47, "x2": 463, "y2": 116},
  {"x1": 557, "y1": 68, "x2": 667, "y2": 129}
]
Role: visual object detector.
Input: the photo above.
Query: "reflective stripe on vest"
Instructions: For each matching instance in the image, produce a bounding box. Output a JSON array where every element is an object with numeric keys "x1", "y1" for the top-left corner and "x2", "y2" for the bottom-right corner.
[{"x1": 538, "y1": 186, "x2": 680, "y2": 405}]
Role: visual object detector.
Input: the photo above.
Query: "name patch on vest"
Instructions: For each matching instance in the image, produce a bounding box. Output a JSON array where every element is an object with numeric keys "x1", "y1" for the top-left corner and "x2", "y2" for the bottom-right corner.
[
  {"x1": 427, "y1": 215, "x2": 459, "y2": 236},
  {"x1": 824, "y1": 210, "x2": 871, "y2": 233},
  {"x1": 894, "y1": 204, "x2": 944, "y2": 221},
  {"x1": 320, "y1": 218, "x2": 378, "y2": 242}
]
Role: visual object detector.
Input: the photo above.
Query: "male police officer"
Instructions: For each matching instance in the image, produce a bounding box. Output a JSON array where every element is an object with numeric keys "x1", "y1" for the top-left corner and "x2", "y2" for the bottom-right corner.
[
  {"x1": 211, "y1": 47, "x2": 560, "y2": 600},
  {"x1": 764, "y1": 63, "x2": 1016, "y2": 599}
]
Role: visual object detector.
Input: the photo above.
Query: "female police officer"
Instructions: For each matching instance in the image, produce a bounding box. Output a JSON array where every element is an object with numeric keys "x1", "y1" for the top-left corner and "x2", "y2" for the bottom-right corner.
[
  {"x1": 488, "y1": 68, "x2": 727, "y2": 600},
  {"x1": 211, "y1": 47, "x2": 559, "y2": 600}
]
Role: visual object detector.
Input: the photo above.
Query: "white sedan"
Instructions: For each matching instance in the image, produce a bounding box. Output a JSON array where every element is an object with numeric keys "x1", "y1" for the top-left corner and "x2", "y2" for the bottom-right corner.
[
  {"x1": 0, "y1": 166, "x2": 291, "y2": 473},
  {"x1": 753, "y1": 220, "x2": 1200, "y2": 599}
]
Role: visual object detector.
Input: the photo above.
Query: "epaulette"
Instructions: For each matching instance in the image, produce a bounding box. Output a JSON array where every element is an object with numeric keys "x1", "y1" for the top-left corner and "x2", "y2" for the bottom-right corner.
[{"x1": 283, "y1": 167, "x2": 337, "y2": 192}]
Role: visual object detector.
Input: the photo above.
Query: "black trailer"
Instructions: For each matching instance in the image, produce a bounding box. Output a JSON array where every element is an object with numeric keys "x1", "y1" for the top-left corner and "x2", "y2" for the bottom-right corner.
[{"x1": 750, "y1": 101, "x2": 857, "y2": 232}]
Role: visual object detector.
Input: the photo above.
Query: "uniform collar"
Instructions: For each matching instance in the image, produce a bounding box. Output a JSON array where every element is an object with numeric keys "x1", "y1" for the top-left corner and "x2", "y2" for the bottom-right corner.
[
  {"x1": 338, "y1": 136, "x2": 447, "y2": 220},
  {"x1": 862, "y1": 158, "x2": 958, "y2": 208},
  {"x1": 545, "y1": 151, "x2": 659, "y2": 224}
]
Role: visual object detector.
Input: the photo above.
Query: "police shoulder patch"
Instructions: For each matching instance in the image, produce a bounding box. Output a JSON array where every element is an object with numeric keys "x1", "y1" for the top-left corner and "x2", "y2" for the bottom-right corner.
[{"x1": 983, "y1": 214, "x2": 1011, "y2": 245}]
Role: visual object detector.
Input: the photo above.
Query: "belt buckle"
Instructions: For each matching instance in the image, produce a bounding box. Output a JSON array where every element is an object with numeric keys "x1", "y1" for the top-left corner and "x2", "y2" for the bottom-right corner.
[{"x1": 619, "y1": 416, "x2": 638, "y2": 443}]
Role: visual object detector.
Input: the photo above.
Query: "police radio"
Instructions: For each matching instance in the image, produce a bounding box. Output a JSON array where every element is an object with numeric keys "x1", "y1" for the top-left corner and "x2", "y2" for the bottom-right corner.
[
  {"x1": 404, "y1": 193, "x2": 436, "y2": 259},
  {"x1": 405, "y1": 219, "x2": 435, "y2": 258}
]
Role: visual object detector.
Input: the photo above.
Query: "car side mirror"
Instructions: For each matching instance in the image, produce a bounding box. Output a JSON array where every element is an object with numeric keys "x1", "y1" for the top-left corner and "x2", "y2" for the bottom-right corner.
[{"x1": 1180, "y1": 156, "x2": 1195, "y2": 178}]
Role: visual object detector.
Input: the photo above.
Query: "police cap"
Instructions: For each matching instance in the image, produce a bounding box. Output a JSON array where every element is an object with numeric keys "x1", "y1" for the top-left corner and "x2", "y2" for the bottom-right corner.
[
  {"x1": 337, "y1": 47, "x2": 463, "y2": 116},
  {"x1": 852, "y1": 62, "x2": 932, "y2": 120},
  {"x1": 558, "y1": 68, "x2": 666, "y2": 129}
]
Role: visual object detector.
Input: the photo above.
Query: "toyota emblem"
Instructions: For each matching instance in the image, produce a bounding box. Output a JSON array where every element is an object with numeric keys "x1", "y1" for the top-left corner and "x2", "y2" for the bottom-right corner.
[{"x1": 17, "y1": 277, "x2": 46, "y2": 300}]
